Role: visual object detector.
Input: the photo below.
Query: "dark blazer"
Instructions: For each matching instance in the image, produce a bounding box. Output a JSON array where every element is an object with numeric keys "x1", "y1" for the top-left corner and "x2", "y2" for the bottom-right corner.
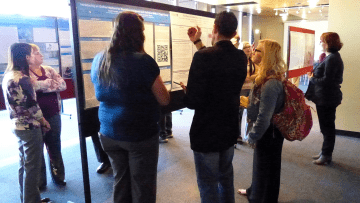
[
  {"x1": 184, "y1": 40, "x2": 247, "y2": 152},
  {"x1": 305, "y1": 52, "x2": 343, "y2": 106}
]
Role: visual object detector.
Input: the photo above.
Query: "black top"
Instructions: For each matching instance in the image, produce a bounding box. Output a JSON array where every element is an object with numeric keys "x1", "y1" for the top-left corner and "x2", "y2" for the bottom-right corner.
[
  {"x1": 306, "y1": 52, "x2": 344, "y2": 107},
  {"x1": 184, "y1": 40, "x2": 247, "y2": 152}
]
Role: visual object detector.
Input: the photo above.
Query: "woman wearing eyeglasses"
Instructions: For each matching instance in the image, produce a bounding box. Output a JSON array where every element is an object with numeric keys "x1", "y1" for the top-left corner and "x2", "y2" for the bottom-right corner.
[
  {"x1": 238, "y1": 39, "x2": 286, "y2": 203},
  {"x1": 305, "y1": 32, "x2": 344, "y2": 165}
]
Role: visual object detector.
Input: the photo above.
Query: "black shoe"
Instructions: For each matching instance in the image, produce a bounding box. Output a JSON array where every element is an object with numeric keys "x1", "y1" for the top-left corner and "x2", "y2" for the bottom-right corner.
[
  {"x1": 53, "y1": 178, "x2": 66, "y2": 186},
  {"x1": 312, "y1": 152, "x2": 322, "y2": 160},
  {"x1": 39, "y1": 185, "x2": 47, "y2": 191},
  {"x1": 159, "y1": 135, "x2": 168, "y2": 143},
  {"x1": 97, "y1": 162, "x2": 111, "y2": 174},
  {"x1": 313, "y1": 155, "x2": 332, "y2": 165},
  {"x1": 41, "y1": 197, "x2": 52, "y2": 202}
]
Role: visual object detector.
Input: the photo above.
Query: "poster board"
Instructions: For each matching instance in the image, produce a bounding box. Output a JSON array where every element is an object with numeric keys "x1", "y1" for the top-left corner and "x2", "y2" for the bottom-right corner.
[
  {"x1": 73, "y1": 0, "x2": 215, "y2": 109},
  {"x1": 0, "y1": 15, "x2": 61, "y2": 81},
  {"x1": 287, "y1": 26, "x2": 315, "y2": 78},
  {"x1": 69, "y1": 0, "x2": 215, "y2": 202}
]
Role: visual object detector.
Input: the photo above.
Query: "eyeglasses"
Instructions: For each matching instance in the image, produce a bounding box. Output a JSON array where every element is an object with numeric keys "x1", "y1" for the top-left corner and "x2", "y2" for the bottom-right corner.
[{"x1": 254, "y1": 49, "x2": 262, "y2": 53}]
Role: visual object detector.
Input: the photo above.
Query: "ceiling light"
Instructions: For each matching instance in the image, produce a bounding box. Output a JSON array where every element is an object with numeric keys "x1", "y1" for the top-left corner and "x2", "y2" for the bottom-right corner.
[
  {"x1": 296, "y1": 10, "x2": 300, "y2": 14},
  {"x1": 308, "y1": 0, "x2": 319, "y2": 8},
  {"x1": 319, "y1": 9, "x2": 322, "y2": 13},
  {"x1": 275, "y1": 10, "x2": 278, "y2": 15},
  {"x1": 257, "y1": 8, "x2": 261, "y2": 14},
  {"x1": 282, "y1": 14, "x2": 288, "y2": 21}
]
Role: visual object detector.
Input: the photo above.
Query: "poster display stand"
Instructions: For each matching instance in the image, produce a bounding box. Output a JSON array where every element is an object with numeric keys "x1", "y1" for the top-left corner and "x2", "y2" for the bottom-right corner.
[{"x1": 69, "y1": 0, "x2": 215, "y2": 201}]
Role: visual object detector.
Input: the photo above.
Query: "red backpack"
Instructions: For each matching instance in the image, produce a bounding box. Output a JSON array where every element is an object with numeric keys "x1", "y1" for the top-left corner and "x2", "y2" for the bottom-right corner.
[{"x1": 272, "y1": 80, "x2": 313, "y2": 141}]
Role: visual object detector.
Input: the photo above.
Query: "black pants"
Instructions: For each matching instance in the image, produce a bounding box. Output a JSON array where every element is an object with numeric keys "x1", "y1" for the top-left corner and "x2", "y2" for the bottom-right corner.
[
  {"x1": 92, "y1": 133, "x2": 110, "y2": 164},
  {"x1": 247, "y1": 124, "x2": 284, "y2": 203},
  {"x1": 316, "y1": 105, "x2": 337, "y2": 156},
  {"x1": 159, "y1": 112, "x2": 172, "y2": 137}
]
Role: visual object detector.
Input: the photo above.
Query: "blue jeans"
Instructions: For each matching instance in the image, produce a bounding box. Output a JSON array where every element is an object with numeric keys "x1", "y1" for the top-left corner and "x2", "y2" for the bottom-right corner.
[{"x1": 193, "y1": 147, "x2": 235, "y2": 203}]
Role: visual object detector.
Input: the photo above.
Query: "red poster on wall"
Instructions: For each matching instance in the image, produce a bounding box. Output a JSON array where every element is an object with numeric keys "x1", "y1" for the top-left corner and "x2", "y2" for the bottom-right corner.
[{"x1": 287, "y1": 26, "x2": 315, "y2": 78}]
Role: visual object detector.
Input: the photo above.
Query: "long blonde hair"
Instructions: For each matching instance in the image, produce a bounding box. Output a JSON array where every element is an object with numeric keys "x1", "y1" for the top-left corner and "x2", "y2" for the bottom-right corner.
[{"x1": 255, "y1": 39, "x2": 286, "y2": 85}]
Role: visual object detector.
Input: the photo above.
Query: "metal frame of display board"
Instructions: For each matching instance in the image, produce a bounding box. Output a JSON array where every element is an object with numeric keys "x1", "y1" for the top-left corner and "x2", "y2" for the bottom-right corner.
[{"x1": 69, "y1": 0, "x2": 215, "y2": 202}]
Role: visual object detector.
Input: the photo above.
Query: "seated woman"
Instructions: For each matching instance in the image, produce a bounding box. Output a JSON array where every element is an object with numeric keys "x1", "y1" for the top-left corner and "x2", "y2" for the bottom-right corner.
[
  {"x1": 238, "y1": 39, "x2": 287, "y2": 203},
  {"x1": 91, "y1": 11, "x2": 170, "y2": 203}
]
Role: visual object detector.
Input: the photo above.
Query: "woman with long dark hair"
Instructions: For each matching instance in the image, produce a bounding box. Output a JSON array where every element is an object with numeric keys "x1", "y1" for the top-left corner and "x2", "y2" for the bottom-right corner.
[
  {"x1": 91, "y1": 11, "x2": 170, "y2": 203},
  {"x1": 306, "y1": 32, "x2": 344, "y2": 165},
  {"x1": 2, "y1": 43, "x2": 52, "y2": 203}
]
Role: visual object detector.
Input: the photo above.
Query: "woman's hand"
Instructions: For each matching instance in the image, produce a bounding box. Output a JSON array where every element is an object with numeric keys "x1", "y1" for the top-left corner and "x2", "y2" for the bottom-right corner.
[
  {"x1": 307, "y1": 72, "x2": 313, "y2": 79},
  {"x1": 240, "y1": 96, "x2": 249, "y2": 108},
  {"x1": 39, "y1": 117, "x2": 51, "y2": 133}
]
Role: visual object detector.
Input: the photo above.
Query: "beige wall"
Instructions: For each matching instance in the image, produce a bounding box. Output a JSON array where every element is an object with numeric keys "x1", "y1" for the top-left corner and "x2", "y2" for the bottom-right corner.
[
  {"x1": 252, "y1": 15, "x2": 284, "y2": 55},
  {"x1": 328, "y1": 0, "x2": 360, "y2": 132}
]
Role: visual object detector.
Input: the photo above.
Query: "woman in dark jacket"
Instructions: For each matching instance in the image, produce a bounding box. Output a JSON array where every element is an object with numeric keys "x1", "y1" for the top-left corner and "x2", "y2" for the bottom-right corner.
[{"x1": 305, "y1": 32, "x2": 344, "y2": 165}]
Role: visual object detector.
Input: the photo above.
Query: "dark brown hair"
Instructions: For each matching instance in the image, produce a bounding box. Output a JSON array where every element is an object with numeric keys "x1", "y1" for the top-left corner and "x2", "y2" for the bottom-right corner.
[
  {"x1": 321, "y1": 32, "x2": 343, "y2": 52},
  {"x1": 5, "y1": 43, "x2": 32, "y2": 76},
  {"x1": 214, "y1": 11, "x2": 238, "y2": 38},
  {"x1": 99, "y1": 11, "x2": 145, "y2": 87}
]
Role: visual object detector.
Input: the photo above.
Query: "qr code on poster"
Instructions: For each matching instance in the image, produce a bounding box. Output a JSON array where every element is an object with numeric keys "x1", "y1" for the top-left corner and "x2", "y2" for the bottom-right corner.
[{"x1": 157, "y1": 45, "x2": 168, "y2": 63}]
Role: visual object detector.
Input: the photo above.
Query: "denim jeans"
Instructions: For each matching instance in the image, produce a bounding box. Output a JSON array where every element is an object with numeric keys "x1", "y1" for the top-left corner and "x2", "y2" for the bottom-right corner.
[{"x1": 193, "y1": 146, "x2": 235, "y2": 203}]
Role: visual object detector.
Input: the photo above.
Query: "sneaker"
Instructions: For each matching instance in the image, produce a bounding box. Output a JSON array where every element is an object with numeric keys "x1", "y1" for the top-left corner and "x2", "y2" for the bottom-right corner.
[
  {"x1": 159, "y1": 136, "x2": 168, "y2": 143},
  {"x1": 167, "y1": 134, "x2": 173, "y2": 138}
]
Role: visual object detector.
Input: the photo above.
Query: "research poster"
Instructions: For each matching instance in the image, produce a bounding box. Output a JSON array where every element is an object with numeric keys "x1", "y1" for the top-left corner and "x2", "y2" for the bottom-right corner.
[
  {"x1": 76, "y1": 0, "x2": 171, "y2": 109},
  {"x1": 288, "y1": 26, "x2": 315, "y2": 78},
  {"x1": 169, "y1": 11, "x2": 214, "y2": 90},
  {"x1": 0, "y1": 15, "x2": 60, "y2": 79}
]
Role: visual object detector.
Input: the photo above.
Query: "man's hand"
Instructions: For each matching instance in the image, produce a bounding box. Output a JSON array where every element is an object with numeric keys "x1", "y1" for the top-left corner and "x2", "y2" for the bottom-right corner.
[
  {"x1": 188, "y1": 26, "x2": 202, "y2": 43},
  {"x1": 179, "y1": 82, "x2": 187, "y2": 93}
]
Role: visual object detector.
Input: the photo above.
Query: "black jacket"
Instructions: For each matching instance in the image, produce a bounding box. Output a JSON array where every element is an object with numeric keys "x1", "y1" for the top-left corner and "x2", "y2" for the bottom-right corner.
[
  {"x1": 305, "y1": 52, "x2": 343, "y2": 106},
  {"x1": 184, "y1": 40, "x2": 247, "y2": 152}
]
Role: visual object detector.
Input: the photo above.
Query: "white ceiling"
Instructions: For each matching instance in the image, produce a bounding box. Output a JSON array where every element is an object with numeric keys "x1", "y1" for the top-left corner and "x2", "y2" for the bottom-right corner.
[{"x1": 194, "y1": 0, "x2": 329, "y2": 21}]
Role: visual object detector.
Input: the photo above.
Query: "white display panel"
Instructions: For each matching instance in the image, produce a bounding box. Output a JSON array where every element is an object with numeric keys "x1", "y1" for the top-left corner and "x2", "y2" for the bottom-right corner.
[
  {"x1": 0, "y1": 27, "x2": 19, "y2": 63},
  {"x1": 170, "y1": 11, "x2": 214, "y2": 90},
  {"x1": 33, "y1": 28, "x2": 57, "y2": 42}
]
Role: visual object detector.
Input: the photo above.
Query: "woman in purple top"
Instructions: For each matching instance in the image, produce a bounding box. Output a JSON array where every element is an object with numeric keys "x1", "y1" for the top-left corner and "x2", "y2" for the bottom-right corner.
[
  {"x1": 2, "y1": 43, "x2": 52, "y2": 203},
  {"x1": 28, "y1": 44, "x2": 67, "y2": 188}
]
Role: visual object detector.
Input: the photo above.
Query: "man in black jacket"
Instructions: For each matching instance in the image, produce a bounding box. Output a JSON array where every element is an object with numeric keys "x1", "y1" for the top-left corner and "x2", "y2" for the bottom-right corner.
[{"x1": 183, "y1": 11, "x2": 247, "y2": 203}]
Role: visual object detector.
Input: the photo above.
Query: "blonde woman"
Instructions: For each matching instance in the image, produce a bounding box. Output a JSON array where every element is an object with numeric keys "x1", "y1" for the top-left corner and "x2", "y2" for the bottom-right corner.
[
  {"x1": 28, "y1": 44, "x2": 67, "y2": 188},
  {"x1": 238, "y1": 39, "x2": 287, "y2": 203}
]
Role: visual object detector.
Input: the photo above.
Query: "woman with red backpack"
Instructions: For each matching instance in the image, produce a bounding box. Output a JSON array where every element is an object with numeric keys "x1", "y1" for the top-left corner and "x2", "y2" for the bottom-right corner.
[{"x1": 237, "y1": 39, "x2": 287, "y2": 203}]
